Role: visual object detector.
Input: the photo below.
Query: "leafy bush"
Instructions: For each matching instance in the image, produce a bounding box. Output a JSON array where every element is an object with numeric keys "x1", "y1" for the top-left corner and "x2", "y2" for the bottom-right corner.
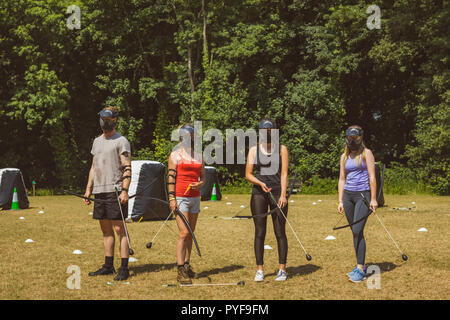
[
  {"x1": 134, "y1": 147, "x2": 155, "y2": 162},
  {"x1": 430, "y1": 169, "x2": 450, "y2": 195},
  {"x1": 383, "y1": 163, "x2": 431, "y2": 195},
  {"x1": 32, "y1": 189, "x2": 54, "y2": 196},
  {"x1": 300, "y1": 176, "x2": 338, "y2": 194},
  {"x1": 220, "y1": 177, "x2": 252, "y2": 194}
]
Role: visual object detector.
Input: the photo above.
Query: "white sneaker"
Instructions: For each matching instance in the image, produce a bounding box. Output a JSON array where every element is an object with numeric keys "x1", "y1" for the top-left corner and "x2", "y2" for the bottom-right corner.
[
  {"x1": 254, "y1": 270, "x2": 264, "y2": 282},
  {"x1": 275, "y1": 269, "x2": 287, "y2": 281}
]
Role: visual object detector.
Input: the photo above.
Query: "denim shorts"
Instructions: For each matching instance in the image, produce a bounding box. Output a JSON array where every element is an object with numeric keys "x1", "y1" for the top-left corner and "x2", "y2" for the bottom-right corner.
[{"x1": 176, "y1": 196, "x2": 201, "y2": 214}]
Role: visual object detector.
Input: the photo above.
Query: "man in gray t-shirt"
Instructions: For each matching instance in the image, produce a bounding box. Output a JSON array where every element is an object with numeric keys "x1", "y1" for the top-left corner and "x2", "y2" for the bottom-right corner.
[
  {"x1": 90, "y1": 132, "x2": 131, "y2": 194},
  {"x1": 83, "y1": 107, "x2": 132, "y2": 281}
]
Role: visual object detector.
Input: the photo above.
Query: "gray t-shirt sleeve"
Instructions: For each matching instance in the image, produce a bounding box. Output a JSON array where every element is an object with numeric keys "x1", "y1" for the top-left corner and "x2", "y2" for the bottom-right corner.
[
  {"x1": 90, "y1": 139, "x2": 97, "y2": 156},
  {"x1": 119, "y1": 137, "x2": 131, "y2": 155}
]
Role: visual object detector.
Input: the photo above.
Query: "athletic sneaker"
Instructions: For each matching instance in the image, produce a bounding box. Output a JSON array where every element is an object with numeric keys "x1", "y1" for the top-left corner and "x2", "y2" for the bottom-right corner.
[
  {"x1": 347, "y1": 265, "x2": 367, "y2": 278},
  {"x1": 114, "y1": 267, "x2": 130, "y2": 281},
  {"x1": 88, "y1": 265, "x2": 115, "y2": 276},
  {"x1": 254, "y1": 270, "x2": 264, "y2": 282},
  {"x1": 346, "y1": 267, "x2": 358, "y2": 277},
  {"x1": 275, "y1": 270, "x2": 287, "y2": 281},
  {"x1": 177, "y1": 266, "x2": 192, "y2": 285},
  {"x1": 348, "y1": 268, "x2": 366, "y2": 283}
]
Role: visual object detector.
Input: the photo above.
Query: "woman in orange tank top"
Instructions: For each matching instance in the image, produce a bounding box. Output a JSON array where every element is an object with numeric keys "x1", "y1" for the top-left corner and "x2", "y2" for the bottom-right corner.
[{"x1": 168, "y1": 124, "x2": 205, "y2": 284}]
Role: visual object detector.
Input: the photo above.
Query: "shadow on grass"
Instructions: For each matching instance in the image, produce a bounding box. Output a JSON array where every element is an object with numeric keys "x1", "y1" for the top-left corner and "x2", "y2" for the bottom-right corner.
[
  {"x1": 266, "y1": 264, "x2": 321, "y2": 278},
  {"x1": 1, "y1": 206, "x2": 39, "y2": 211},
  {"x1": 195, "y1": 265, "x2": 245, "y2": 279},
  {"x1": 130, "y1": 263, "x2": 177, "y2": 275},
  {"x1": 365, "y1": 261, "x2": 398, "y2": 274}
]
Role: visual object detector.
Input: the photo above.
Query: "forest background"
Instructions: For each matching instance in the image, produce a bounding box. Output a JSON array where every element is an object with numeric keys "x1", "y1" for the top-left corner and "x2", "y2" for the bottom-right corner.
[{"x1": 0, "y1": 0, "x2": 448, "y2": 195}]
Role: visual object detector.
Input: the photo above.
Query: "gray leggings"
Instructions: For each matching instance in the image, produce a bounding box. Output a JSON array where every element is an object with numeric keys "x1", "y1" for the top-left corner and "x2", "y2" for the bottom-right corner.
[{"x1": 343, "y1": 190, "x2": 371, "y2": 265}]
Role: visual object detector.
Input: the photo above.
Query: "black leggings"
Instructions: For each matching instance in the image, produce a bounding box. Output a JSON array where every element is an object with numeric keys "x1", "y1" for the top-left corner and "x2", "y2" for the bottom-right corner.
[
  {"x1": 250, "y1": 192, "x2": 288, "y2": 265},
  {"x1": 343, "y1": 190, "x2": 371, "y2": 265}
]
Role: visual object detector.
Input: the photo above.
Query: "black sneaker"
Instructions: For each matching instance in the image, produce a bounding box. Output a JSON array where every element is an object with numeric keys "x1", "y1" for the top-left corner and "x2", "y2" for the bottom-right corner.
[
  {"x1": 114, "y1": 267, "x2": 130, "y2": 281},
  {"x1": 88, "y1": 265, "x2": 115, "y2": 276}
]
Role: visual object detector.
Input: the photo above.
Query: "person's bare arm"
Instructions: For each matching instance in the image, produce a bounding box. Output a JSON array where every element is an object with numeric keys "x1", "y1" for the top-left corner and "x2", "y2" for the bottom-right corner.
[
  {"x1": 337, "y1": 153, "x2": 346, "y2": 214},
  {"x1": 278, "y1": 145, "x2": 289, "y2": 208},
  {"x1": 245, "y1": 146, "x2": 271, "y2": 193},
  {"x1": 365, "y1": 148, "x2": 378, "y2": 212},
  {"x1": 119, "y1": 151, "x2": 132, "y2": 204},
  {"x1": 84, "y1": 159, "x2": 94, "y2": 205}
]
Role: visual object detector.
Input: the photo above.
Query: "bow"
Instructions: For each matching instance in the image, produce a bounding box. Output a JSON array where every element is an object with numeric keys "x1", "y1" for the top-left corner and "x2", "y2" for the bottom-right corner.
[
  {"x1": 136, "y1": 197, "x2": 200, "y2": 257},
  {"x1": 134, "y1": 196, "x2": 201, "y2": 257},
  {"x1": 333, "y1": 164, "x2": 385, "y2": 230},
  {"x1": 64, "y1": 175, "x2": 161, "y2": 203},
  {"x1": 234, "y1": 171, "x2": 297, "y2": 219},
  {"x1": 64, "y1": 179, "x2": 201, "y2": 257}
]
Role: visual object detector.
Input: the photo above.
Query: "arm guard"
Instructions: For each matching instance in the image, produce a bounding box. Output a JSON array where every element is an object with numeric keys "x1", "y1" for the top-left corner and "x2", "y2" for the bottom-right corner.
[{"x1": 120, "y1": 165, "x2": 132, "y2": 173}]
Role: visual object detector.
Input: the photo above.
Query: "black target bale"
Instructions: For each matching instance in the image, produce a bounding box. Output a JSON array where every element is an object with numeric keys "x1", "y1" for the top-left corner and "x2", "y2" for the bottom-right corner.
[
  {"x1": 129, "y1": 161, "x2": 171, "y2": 222},
  {"x1": 0, "y1": 168, "x2": 29, "y2": 210}
]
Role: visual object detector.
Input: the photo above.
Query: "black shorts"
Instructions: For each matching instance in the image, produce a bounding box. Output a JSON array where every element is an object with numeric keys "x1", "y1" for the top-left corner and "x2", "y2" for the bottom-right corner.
[{"x1": 93, "y1": 192, "x2": 128, "y2": 220}]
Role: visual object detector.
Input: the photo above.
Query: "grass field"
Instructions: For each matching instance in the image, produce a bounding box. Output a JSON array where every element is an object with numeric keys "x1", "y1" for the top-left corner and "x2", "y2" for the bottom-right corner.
[{"x1": 0, "y1": 194, "x2": 449, "y2": 300}]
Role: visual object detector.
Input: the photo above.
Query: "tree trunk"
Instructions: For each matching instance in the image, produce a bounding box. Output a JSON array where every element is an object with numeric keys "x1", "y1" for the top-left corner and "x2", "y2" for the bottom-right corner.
[
  {"x1": 187, "y1": 43, "x2": 195, "y2": 121},
  {"x1": 187, "y1": 43, "x2": 195, "y2": 94},
  {"x1": 202, "y1": 0, "x2": 207, "y2": 55}
]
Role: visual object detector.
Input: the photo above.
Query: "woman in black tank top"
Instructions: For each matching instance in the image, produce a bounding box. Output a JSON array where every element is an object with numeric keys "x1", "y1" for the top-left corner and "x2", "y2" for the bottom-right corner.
[
  {"x1": 245, "y1": 119, "x2": 289, "y2": 282},
  {"x1": 252, "y1": 143, "x2": 282, "y2": 194}
]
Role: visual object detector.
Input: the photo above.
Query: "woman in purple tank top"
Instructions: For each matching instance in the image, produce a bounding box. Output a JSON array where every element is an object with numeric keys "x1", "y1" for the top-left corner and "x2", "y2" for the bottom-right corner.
[{"x1": 337, "y1": 125, "x2": 378, "y2": 283}]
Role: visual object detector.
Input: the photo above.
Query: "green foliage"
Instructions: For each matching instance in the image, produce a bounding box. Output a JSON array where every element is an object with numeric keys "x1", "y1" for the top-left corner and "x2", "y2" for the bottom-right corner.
[
  {"x1": 32, "y1": 188, "x2": 54, "y2": 196},
  {"x1": 384, "y1": 163, "x2": 431, "y2": 195},
  {"x1": 133, "y1": 147, "x2": 154, "y2": 162},
  {"x1": 430, "y1": 168, "x2": 450, "y2": 196},
  {"x1": 7, "y1": 64, "x2": 69, "y2": 128},
  {"x1": 220, "y1": 177, "x2": 252, "y2": 194},
  {"x1": 0, "y1": 0, "x2": 448, "y2": 195},
  {"x1": 300, "y1": 176, "x2": 338, "y2": 195}
]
